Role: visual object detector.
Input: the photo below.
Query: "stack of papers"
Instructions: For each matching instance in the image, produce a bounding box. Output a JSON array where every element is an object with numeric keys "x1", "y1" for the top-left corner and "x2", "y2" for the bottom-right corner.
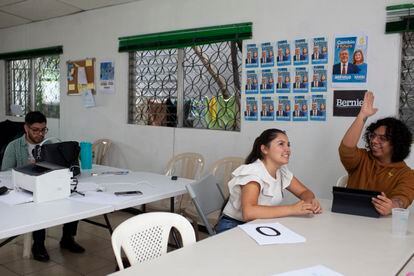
[{"x1": 0, "y1": 190, "x2": 33, "y2": 205}]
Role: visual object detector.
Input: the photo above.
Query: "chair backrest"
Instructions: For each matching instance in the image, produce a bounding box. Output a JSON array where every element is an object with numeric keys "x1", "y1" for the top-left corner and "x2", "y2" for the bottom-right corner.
[
  {"x1": 111, "y1": 212, "x2": 196, "y2": 270},
  {"x1": 186, "y1": 174, "x2": 226, "y2": 235},
  {"x1": 165, "y1": 152, "x2": 204, "y2": 180},
  {"x1": 336, "y1": 174, "x2": 348, "y2": 187},
  {"x1": 210, "y1": 157, "x2": 244, "y2": 197},
  {"x1": 92, "y1": 139, "x2": 112, "y2": 165}
]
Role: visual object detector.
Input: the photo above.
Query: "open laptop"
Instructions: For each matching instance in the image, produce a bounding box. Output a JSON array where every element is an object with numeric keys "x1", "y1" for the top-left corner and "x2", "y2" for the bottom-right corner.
[{"x1": 331, "y1": 186, "x2": 381, "y2": 218}]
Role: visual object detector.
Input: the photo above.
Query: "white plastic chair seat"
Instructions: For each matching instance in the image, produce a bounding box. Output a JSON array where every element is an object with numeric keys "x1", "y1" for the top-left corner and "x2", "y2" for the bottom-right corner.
[{"x1": 111, "y1": 212, "x2": 195, "y2": 270}]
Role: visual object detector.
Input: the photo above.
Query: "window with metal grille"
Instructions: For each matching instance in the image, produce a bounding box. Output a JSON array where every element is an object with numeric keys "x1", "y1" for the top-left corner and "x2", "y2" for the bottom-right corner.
[
  {"x1": 5, "y1": 55, "x2": 60, "y2": 118},
  {"x1": 399, "y1": 32, "x2": 414, "y2": 133},
  {"x1": 128, "y1": 41, "x2": 241, "y2": 131}
]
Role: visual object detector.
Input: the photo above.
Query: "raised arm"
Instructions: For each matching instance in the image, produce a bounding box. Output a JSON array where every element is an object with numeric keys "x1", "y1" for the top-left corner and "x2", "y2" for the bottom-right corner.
[{"x1": 341, "y1": 91, "x2": 378, "y2": 148}]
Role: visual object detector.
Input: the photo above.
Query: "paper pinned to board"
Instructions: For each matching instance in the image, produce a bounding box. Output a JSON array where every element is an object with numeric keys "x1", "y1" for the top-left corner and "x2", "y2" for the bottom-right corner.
[
  {"x1": 239, "y1": 222, "x2": 305, "y2": 245},
  {"x1": 273, "y1": 265, "x2": 344, "y2": 276},
  {"x1": 82, "y1": 90, "x2": 95, "y2": 108},
  {"x1": 77, "y1": 67, "x2": 88, "y2": 84}
]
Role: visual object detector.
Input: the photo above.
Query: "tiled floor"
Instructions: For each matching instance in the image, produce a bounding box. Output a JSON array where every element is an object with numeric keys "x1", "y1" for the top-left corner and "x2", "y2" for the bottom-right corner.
[{"x1": 0, "y1": 211, "x2": 136, "y2": 276}]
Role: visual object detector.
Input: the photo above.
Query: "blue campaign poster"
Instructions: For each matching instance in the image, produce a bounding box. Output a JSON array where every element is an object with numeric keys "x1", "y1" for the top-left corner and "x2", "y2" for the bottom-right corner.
[{"x1": 332, "y1": 35, "x2": 368, "y2": 86}]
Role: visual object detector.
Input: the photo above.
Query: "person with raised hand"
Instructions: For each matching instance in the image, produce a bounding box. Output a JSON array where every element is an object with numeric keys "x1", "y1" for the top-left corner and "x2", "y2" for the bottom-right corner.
[{"x1": 339, "y1": 91, "x2": 414, "y2": 216}]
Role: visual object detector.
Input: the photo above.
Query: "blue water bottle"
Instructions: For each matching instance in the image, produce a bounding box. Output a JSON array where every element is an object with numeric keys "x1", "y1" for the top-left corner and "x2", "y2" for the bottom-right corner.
[{"x1": 80, "y1": 141, "x2": 93, "y2": 170}]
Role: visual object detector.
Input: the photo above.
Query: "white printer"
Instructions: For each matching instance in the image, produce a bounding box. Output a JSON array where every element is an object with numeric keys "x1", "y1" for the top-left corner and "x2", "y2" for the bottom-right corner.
[{"x1": 12, "y1": 162, "x2": 72, "y2": 203}]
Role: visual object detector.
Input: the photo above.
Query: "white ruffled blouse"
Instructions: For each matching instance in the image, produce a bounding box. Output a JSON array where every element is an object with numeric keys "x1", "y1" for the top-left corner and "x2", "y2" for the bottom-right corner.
[{"x1": 222, "y1": 159, "x2": 293, "y2": 221}]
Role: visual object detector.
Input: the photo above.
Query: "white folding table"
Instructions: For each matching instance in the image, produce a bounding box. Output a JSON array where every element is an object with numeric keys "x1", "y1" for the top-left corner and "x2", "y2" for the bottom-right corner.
[{"x1": 110, "y1": 199, "x2": 414, "y2": 276}]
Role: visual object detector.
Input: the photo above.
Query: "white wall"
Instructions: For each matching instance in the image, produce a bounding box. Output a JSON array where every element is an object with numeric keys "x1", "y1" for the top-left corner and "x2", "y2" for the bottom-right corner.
[{"x1": 0, "y1": 0, "x2": 406, "y2": 199}]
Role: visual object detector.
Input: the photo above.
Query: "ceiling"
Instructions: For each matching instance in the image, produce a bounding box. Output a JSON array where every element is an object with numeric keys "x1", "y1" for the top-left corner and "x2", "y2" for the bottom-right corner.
[{"x1": 0, "y1": 0, "x2": 142, "y2": 29}]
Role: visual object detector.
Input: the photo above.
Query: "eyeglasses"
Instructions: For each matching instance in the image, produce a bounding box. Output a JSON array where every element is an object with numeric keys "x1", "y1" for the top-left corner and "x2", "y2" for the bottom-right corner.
[
  {"x1": 369, "y1": 132, "x2": 389, "y2": 143},
  {"x1": 28, "y1": 126, "x2": 48, "y2": 134}
]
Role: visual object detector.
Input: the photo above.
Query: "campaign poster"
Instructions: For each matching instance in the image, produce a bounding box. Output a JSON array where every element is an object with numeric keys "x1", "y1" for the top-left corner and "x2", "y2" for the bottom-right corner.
[
  {"x1": 332, "y1": 35, "x2": 368, "y2": 85},
  {"x1": 311, "y1": 37, "x2": 328, "y2": 65},
  {"x1": 293, "y1": 96, "x2": 308, "y2": 121},
  {"x1": 245, "y1": 44, "x2": 259, "y2": 68},
  {"x1": 245, "y1": 70, "x2": 259, "y2": 94},
  {"x1": 276, "y1": 96, "x2": 291, "y2": 121},
  {"x1": 276, "y1": 40, "x2": 291, "y2": 67},
  {"x1": 276, "y1": 68, "x2": 290, "y2": 93},
  {"x1": 293, "y1": 67, "x2": 308, "y2": 93},
  {"x1": 310, "y1": 95, "x2": 327, "y2": 121},
  {"x1": 245, "y1": 96, "x2": 258, "y2": 121},
  {"x1": 260, "y1": 42, "x2": 274, "y2": 68},
  {"x1": 260, "y1": 69, "x2": 274, "y2": 94},
  {"x1": 260, "y1": 96, "x2": 275, "y2": 121},
  {"x1": 333, "y1": 90, "x2": 366, "y2": 117},
  {"x1": 98, "y1": 60, "x2": 115, "y2": 94},
  {"x1": 311, "y1": 66, "x2": 327, "y2": 92},
  {"x1": 293, "y1": 39, "x2": 309, "y2": 66}
]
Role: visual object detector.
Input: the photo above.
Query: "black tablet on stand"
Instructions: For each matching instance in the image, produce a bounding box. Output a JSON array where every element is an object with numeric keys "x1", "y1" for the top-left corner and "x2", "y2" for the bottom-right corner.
[{"x1": 332, "y1": 186, "x2": 381, "y2": 218}]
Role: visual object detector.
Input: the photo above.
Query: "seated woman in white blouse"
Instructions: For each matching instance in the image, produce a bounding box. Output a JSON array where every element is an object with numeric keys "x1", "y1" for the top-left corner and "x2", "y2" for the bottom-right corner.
[{"x1": 216, "y1": 128, "x2": 322, "y2": 233}]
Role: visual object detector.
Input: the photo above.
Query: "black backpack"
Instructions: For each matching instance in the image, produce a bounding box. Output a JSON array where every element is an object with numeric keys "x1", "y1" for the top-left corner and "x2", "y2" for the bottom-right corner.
[{"x1": 33, "y1": 141, "x2": 81, "y2": 176}]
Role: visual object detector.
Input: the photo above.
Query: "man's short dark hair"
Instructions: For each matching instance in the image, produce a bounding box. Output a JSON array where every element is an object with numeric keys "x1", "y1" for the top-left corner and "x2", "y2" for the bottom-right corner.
[
  {"x1": 25, "y1": 111, "x2": 47, "y2": 125},
  {"x1": 364, "y1": 117, "x2": 412, "y2": 162}
]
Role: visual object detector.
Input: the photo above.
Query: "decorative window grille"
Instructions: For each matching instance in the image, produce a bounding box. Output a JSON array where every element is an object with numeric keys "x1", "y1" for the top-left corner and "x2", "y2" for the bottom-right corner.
[
  {"x1": 399, "y1": 32, "x2": 414, "y2": 133},
  {"x1": 128, "y1": 41, "x2": 241, "y2": 131},
  {"x1": 5, "y1": 55, "x2": 60, "y2": 118}
]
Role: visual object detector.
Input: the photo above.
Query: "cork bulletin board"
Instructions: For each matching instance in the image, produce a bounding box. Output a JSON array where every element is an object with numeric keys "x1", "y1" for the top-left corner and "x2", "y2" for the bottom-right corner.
[{"x1": 67, "y1": 58, "x2": 95, "y2": 95}]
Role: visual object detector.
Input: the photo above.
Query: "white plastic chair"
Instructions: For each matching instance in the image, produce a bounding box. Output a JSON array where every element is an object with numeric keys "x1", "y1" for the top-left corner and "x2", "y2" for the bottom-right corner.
[
  {"x1": 336, "y1": 175, "x2": 348, "y2": 187},
  {"x1": 185, "y1": 174, "x2": 226, "y2": 236},
  {"x1": 147, "y1": 152, "x2": 204, "y2": 213},
  {"x1": 165, "y1": 152, "x2": 204, "y2": 180},
  {"x1": 92, "y1": 139, "x2": 112, "y2": 165},
  {"x1": 209, "y1": 157, "x2": 244, "y2": 197},
  {"x1": 111, "y1": 212, "x2": 196, "y2": 270}
]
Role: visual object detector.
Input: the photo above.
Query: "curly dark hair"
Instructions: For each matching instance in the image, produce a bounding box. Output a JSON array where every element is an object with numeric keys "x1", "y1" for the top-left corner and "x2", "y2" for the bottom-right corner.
[{"x1": 364, "y1": 117, "x2": 412, "y2": 162}]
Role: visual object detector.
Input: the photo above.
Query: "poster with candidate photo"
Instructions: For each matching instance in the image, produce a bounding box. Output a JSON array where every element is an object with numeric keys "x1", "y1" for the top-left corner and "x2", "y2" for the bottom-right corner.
[
  {"x1": 293, "y1": 67, "x2": 308, "y2": 93},
  {"x1": 260, "y1": 69, "x2": 274, "y2": 94},
  {"x1": 332, "y1": 35, "x2": 368, "y2": 86},
  {"x1": 311, "y1": 66, "x2": 327, "y2": 92},
  {"x1": 276, "y1": 96, "x2": 291, "y2": 121},
  {"x1": 245, "y1": 96, "x2": 258, "y2": 121},
  {"x1": 293, "y1": 96, "x2": 308, "y2": 121},
  {"x1": 276, "y1": 68, "x2": 290, "y2": 93},
  {"x1": 260, "y1": 42, "x2": 274, "y2": 68},
  {"x1": 245, "y1": 70, "x2": 259, "y2": 94},
  {"x1": 245, "y1": 44, "x2": 259, "y2": 68},
  {"x1": 260, "y1": 96, "x2": 275, "y2": 121},
  {"x1": 310, "y1": 95, "x2": 327, "y2": 121},
  {"x1": 276, "y1": 40, "x2": 291, "y2": 66},
  {"x1": 293, "y1": 39, "x2": 309, "y2": 66},
  {"x1": 311, "y1": 37, "x2": 328, "y2": 65}
]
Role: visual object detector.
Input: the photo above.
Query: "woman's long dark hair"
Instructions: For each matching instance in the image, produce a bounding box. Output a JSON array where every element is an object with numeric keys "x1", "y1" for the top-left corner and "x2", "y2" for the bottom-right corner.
[{"x1": 245, "y1": 129, "x2": 286, "y2": 164}]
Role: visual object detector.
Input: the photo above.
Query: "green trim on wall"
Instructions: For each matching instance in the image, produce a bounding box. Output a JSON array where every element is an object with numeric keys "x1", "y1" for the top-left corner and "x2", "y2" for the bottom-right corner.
[
  {"x1": 118, "y1": 22, "x2": 252, "y2": 52},
  {"x1": 386, "y1": 3, "x2": 414, "y2": 11},
  {"x1": 0, "y1": 46, "x2": 63, "y2": 60},
  {"x1": 386, "y1": 19, "x2": 414, "y2": 33}
]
